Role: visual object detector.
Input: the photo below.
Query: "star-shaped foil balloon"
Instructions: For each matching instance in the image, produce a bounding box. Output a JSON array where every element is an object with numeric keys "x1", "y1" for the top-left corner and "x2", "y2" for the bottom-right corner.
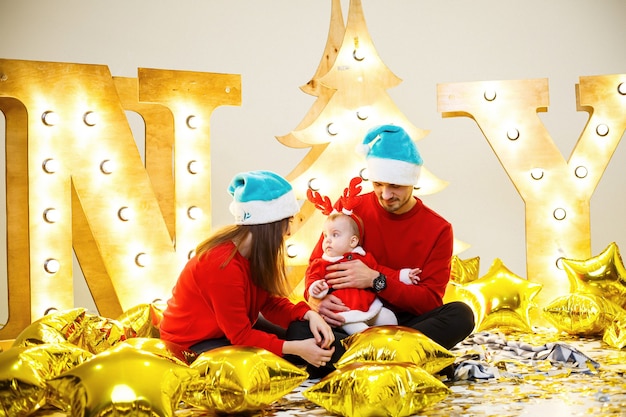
[
  {"x1": 443, "y1": 256, "x2": 481, "y2": 305},
  {"x1": 543, "y1": 291, "x2": 626, "y2": 349},
  {"x1": 460, "y1": 258, "x2": 542, "y2": 333},
  {"x1": 183, "y1": 346, "x2": 308, "y2": 414},
  {"x1": 562, "y1": 242, "x2": 626, "y2": 309},
  {"x1": 336, "y1": 325, "x2": 455, "y2": 375},
  {"x1": 0, "y1": 343, "x2": 92, "y2": 416},
  {"x1": 303, "y1": 362, "x2": 450, "y2": 417},
  {"x1": 46, "y1": 343, "x2": 198, "y2": 417},
  {"x1": 450, "y1": 255, "x2": 481, "y2": 284},
  {"x1": 117, "y1": 302, "x2": 166, "y2": 338}
]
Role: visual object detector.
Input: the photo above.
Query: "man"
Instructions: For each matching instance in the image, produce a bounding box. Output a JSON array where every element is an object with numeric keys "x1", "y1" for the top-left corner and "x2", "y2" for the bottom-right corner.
[{"x1": 286, "y1": 124, "x2": 475, "y2": 378}]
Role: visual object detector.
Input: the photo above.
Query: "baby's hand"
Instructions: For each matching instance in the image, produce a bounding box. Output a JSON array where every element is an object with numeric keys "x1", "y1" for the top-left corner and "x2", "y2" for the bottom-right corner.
[
  {"x1": 408, "y1": 268, "x2": 422, "y2": 285},
  {"x1": 311, "y1": 280, "x2": 329, "y2": 296}
]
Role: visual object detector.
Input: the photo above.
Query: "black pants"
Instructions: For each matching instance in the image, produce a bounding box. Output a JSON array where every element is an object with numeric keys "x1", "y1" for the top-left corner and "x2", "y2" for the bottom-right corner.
[{"x1": 285, "y1": 301, "x2": 475, "y2": 378}]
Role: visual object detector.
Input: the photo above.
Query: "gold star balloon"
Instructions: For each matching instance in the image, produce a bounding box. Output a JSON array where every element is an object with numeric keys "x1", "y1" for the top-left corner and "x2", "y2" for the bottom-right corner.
[
  {"x1": 12, "y1": 308, "x2": 87, "y2": 348},
  {"x1": 46, "y1": 343, "x2": 198, "y2": 417},
  {"x1": 460, "y1": 258, "x2": 542, "y2": 333},
  {"x1": 543, "y1": 291, "x2": 626, "y2": 349},
  {"x1": 303, "y1": 362, "x2": 450, "y2": 417},
  {"x1": 443, "y1": 256, "x2": 480, "y2": 305},
  {"x1": 450, "y1": 255, "x2": 481, "y2": 285},
  {"x1": 116, "y1": 302, "x2": 166, "y2": 339},
  {"x1": 336, "y1": 325, "x2": 455, "y2": 375},
  {"x1": 543, "y1": 292, "x2": 616, "y2": 335},
  {"x1": 562, "y1": 242, "x2": 626, "y2": 309},
  {"x1": 183, "y1": 346, "x2": 308, "y2": 414},
  {"x1": 0, "y1": 343, "x2": 92, "y2": 417},
  {"x1": 119, "y1": 337, "x2": 197, "y2": 366}
]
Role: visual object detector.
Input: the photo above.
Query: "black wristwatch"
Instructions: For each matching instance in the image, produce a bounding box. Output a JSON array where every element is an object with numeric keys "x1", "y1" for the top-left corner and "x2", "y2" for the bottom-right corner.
[{"x1": 373, "y1": 273, "x2": 387, "y2": 292}]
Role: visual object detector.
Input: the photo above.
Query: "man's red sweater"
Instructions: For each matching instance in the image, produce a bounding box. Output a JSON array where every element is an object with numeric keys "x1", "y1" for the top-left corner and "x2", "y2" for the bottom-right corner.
[{"x1": 306, "y1": 191, "x2": 453, "y2": 316}]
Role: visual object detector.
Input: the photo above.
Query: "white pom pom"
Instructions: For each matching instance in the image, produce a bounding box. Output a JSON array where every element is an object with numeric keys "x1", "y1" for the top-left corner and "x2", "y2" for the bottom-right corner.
[{"x1": 355, "y1": 143, "x2": 370, "y2": 157}]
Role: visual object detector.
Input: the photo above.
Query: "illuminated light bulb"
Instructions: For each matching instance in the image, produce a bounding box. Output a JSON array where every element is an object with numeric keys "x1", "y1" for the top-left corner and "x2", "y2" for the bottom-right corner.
[
  {"x1": 118, "y1": 206, "x2": 131, "y2": 221},
  {"x1": 44, "y1": 258, "x2": 60, "y2": 274},
  {"x1": 135, "y1": 252, "x2": 148, "y2": 267},
  {"x1": 483, "y1": 89, "x2": 497, "y2": 101},
  {"x1": 100, "y1": 159, "x2": 114, "y2": 174},
  {"x1": 618, "y1": 82, "x2": 626, "y2": 95},
  {"x1": 595, "y1": 124, "x2": 609, "y2": 137},
  {"x1": 356, "y1": 108, "x2": 369, "y2": 120},
  {"x1": 553, "y1": 208, "x2": 567, "y2": 221},
  {"x1": 308, "y1": 177, "x2": 321, "y2": 191},
  {"x1": 83, "y1": 111, "x2": 98, "y2": 126},
  {"x1": 352, "y1": 48, "x2": 365, "y2": 61},
  {"x1": 43, "y1": 208, "x2": 60, "y2": 223},
  {"x1": 326, "y1": 122, "x2": 338, "y2": 136},
  {"x1": 225, "y1": 86, "x2": 231, "y2": 94},
  {"x1": 286, "y1": 244, "x2": 299, "y2": 258},
  {"x1": 555, "y1": 257, "x2": 564, "y2": 270},
  {"x1": 187, "y1": 206, "x2": 202, "y2": 220},
  {"x1": 41, "y1": 110, "x2": 59, "y2": 126},
  {"x1": 44, "y1": 307, "x2": 59, "y2": 315},
  {"x1": 359, "y1": 168, "x2": 369, "y2": 181},
  {"x1": 42, "y1": 158, "x2": 59, "y2": 174},
  {"x1": 574, "y1": 166, "x2": 588, "y2": 178},
  {"x1": 506, "y1": 128, "x2": 520, "y2": 141},
  {"x1": 188, "y1": 249, "x2": 196, "y2": 260},
  {"x1": 530, "y1": 168, "x2": 544, "y2": 180},
  {"x1": 186, "y1": 115, "x2": 199, "y2": 129},
  {"x1": 187, "y1": 160, "x2": 199, "y2": 174}
]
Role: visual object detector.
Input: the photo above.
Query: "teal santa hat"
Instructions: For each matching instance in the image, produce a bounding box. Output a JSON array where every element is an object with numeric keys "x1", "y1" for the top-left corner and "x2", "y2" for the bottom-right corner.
[
  {"x1": 357, "y1": 124, "x2": 423, "y2": 186},
  {"x1": 228, "y1": 170, "x2": 300, "y2": 225}
]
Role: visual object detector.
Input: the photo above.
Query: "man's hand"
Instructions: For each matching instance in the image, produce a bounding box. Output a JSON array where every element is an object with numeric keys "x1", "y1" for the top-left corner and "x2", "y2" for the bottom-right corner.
[{"x1": 324, "y1": 259, "x2": 379, "y2": 290}]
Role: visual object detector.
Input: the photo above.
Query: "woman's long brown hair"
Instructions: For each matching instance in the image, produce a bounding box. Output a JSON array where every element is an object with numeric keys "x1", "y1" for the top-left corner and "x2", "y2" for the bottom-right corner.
[{"x1": 194, "y1": 217, "x2": 292, "y2": 296}]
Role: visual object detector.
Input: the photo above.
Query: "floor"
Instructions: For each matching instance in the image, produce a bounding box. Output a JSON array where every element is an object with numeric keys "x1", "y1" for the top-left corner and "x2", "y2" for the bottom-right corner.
[{"x1": 32, "y1": 329, "x2": 626, "y2": 417}]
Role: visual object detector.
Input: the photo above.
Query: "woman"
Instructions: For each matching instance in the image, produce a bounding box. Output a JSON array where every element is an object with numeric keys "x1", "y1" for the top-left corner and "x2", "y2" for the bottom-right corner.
[{"x1": 160, "y1": 170, "x2": 335, "y2": 369}]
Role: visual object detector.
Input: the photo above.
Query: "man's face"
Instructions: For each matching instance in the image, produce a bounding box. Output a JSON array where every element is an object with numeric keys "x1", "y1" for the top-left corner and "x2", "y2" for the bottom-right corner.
[{"x1": 371, "y1": 182, "x2": 415, "y2": 214}]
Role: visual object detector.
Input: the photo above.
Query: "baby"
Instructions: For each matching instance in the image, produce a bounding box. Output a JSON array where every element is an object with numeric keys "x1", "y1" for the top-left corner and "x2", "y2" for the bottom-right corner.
[{"x1": 307, "y1": 211, "x2": 420, "y2": 334}]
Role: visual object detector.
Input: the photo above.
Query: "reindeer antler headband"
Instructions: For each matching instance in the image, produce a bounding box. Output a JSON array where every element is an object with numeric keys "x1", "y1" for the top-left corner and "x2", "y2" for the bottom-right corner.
[{"x1": 307, "y1": 177, "x2": 364, "y2": 237}]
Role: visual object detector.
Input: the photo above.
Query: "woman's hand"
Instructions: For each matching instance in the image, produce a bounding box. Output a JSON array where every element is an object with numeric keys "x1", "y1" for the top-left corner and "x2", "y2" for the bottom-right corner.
[
  {"x1": 304, "y1": 310, "x2": 335, "y2": 348},
  {"x1": 309, "y1": 294, "x2": 349, "y2": 327},
  {"x1": 283, "y1": 339, "x2": 335, "y2": 368}
]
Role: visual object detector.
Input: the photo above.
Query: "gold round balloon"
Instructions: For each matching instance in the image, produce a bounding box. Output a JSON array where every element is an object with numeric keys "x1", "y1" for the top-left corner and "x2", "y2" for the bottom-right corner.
[
  {"x1": 303, "y1": 362, "x2": 450, "y2": 417},
  {"x1": 184, "y1": 346, "x2": 308, "y2": 413},
  {"x1": 117, "y1": 302, "x2": 166, "y2": 338},
  {"x1": 47, "y1": 343, "x2": 198, "y2": 417},
  {"x1": 459, "y1": 258, "x2": 542, "y2": 333},
  {"x1": 562, "y1": 242, "x2": 626, "y2": 309},
  {"x1": 0, "y1": 343, "x2": 92, "y2": 416},
  {"x1": 336, "y1": 325, "x2": 455, "y2": 375}
]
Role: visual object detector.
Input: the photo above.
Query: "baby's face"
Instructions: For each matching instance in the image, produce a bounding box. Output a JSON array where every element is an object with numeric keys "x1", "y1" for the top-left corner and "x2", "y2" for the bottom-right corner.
[{"x1": 322, "y1": 216, "x2": 357, "y2": 257}]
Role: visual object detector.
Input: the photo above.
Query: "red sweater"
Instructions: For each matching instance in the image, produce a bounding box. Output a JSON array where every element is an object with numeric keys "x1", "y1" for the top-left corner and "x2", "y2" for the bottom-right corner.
[
  {"x1": 306, "y1": 192, "x2": 453, "y2": 315},
  {"x1": 160, "y1": 241, "x2": 310, "y2": 356}
]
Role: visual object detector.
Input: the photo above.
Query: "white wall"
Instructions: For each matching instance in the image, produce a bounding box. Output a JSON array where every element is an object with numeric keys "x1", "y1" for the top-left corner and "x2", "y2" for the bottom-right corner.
[{"x1": 1, "y1": 0, "x2": 625, "y2": 321}]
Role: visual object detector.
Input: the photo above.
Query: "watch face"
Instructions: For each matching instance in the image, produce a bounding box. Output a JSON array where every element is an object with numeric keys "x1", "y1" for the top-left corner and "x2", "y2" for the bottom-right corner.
[{"x1": 374, "y1": 274, "x2": 386, "y2": 292}]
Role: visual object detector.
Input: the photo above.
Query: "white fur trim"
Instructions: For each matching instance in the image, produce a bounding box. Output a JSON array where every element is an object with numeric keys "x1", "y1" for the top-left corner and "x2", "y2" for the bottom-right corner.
[
  {"x1": 367, "y1": 157, "x2": 421, "y2": 186},
  {"x1": 309, "y1": 280, "x2": 329, "y2": 299},
  {"x1": 399, "y1": 268, "x2": 413, "y2": 285},
  {"x1": 339, "y1": 297, "x2": 383, "y2": 323},
  {"x1": 229, "y1": 189, "x2": 300, "y2": 225}
]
